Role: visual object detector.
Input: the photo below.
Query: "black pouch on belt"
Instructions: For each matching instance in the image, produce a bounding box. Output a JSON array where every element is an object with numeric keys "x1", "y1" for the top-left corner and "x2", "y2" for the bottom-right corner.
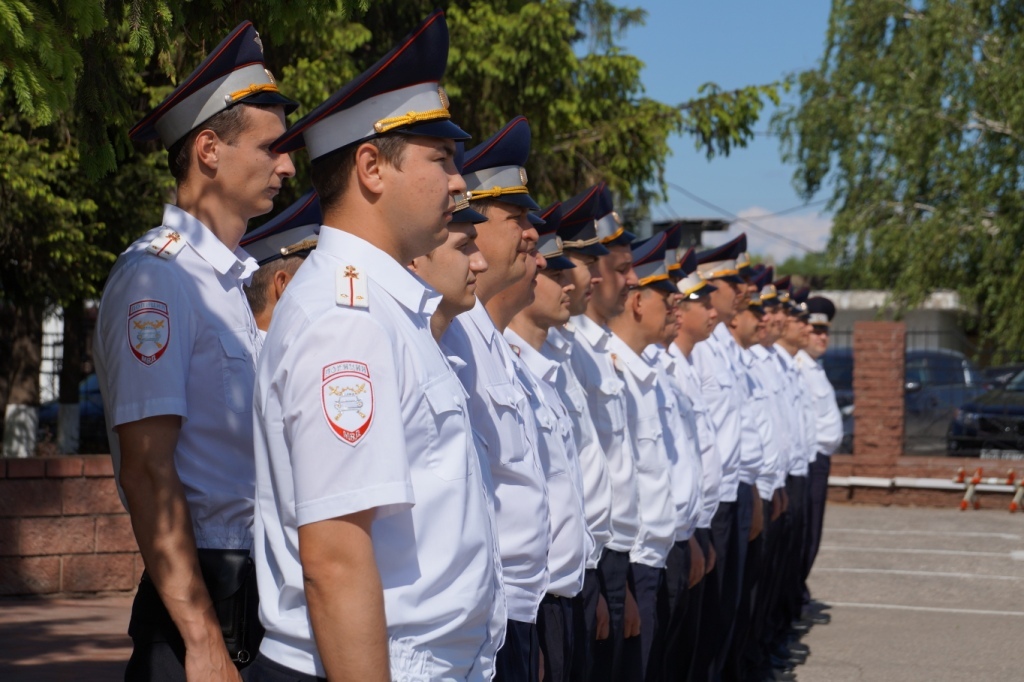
[
  {"x1": 131, "y1": 548, "x2": 263, "y2": 666},
  {"x1": 196, "y1": 548, "x2": 263, "y2": 664}
]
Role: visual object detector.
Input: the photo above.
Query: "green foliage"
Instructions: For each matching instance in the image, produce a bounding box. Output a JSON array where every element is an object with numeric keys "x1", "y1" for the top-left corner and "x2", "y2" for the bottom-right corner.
[
  {"x1": 773, "y1": 0, "x2": 1024, "y2": 351},
  {"x1": 1, "y1": 0, "x2": 780, "y2": 313}
]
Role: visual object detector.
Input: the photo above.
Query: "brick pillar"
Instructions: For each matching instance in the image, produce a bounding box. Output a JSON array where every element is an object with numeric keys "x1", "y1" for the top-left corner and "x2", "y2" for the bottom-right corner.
[{"x1": 852, "y1": 321, "x2": 906, "y2": 476}]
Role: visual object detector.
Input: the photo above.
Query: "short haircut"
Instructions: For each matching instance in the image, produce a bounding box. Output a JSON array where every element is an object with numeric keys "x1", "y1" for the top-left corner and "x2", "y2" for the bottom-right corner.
[
  {"x1": 310, "y1": 134, "x2": 409, "y2": 212},
  {"x1": 244, "y1": 255, "x2": 306, "y2": 315},
  {"x1": 167, "y1": 103, "x2": 274, "y2": 183}
]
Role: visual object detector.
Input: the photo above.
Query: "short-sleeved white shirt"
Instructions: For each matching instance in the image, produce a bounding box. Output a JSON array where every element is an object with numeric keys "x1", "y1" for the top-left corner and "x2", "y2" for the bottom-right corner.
[
  {"x1": 94, "y1": 204, "x2": 261, "y2": 551},
  {"x1": 691, "y1": 323, "x2": 745, "y2": 503},
  {"x1": 444, "y1": 301, "x2": 550, "y2": 624},
  {"x1": 253, "y1": 228, "x2": 504, "y2": 680},
  {"x1": 607, "y1": 335, "x2": 676, "y2": 569},
  {"x1": 506, "y1": 329, "x2": 590, "y2": 598},
  {"x1": 543, "y1": 325, "x2": 613, "y2": 569},
  {"x1": 645, "y1": 346, "x2": 703, "y2": 542},
  {"x1": 668, "y1": 343, "x2": 721, "y2": 528},
  {"x1": 569, "y1": 315, "x2": 640, "y2": 553},
  {"x1": 749, "y1": 345, "x2": 788, "y2": 493},
  {"x1": 796, "y1": 351, "x2": 844, "y2": 457},
  {"x1": 774, "y1": 344, "x2": 811, "y2": 477},
  {"x1": 735, "y1": 348, "x2": 776, "y2": 500}
]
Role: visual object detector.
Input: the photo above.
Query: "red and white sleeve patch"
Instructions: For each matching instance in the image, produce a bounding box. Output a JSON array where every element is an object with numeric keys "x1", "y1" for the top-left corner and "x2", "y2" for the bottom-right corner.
[
  {"x1": 127, "y1": 300, "x2": 170, "y2": 366},
  {"x1": 321, "y1": 361, "x2": 374, "y2": 445}
]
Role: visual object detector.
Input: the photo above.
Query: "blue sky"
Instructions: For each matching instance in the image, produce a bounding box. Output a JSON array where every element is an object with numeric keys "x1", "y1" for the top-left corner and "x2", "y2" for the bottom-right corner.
[{"x1": 619, "y1": 1, "x2": 833, "y2": 261}]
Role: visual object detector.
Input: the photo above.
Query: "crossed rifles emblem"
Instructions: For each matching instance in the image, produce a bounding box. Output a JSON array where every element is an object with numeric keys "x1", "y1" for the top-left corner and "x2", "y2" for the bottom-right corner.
[{"x1": 329, "y1": 382, "x2": 367, "y2": 420}]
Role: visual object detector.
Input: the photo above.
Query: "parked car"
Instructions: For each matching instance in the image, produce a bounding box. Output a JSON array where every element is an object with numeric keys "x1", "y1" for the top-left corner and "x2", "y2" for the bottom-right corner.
[
  {"x1": 37, "y1": 373, "x2": 108, "y2": 453},
  {"x1": 821, "y1": 347, "x2": 986, "y2": 454},
  {"x1": 948, "y1": 368, "x2": 1024, "y2": 457}
]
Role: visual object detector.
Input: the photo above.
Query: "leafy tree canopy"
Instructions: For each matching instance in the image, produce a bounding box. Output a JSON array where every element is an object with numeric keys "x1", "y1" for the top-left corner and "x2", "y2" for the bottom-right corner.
[
  {"x1": 1, "y1": 0, "x2": 780, "y2": 311},
  {"x1": 773, "y1": 0, "x2": 1024, "y2": 352}
]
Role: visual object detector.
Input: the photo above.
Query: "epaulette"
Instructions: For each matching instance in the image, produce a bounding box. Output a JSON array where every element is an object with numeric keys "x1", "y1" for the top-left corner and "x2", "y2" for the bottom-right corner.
[
  {"x1": 146, "y1": 229, "x2": 188, "y2": 260},
  {"x1": 336, "y1": 263, "x2": 370, "y2": 309}
]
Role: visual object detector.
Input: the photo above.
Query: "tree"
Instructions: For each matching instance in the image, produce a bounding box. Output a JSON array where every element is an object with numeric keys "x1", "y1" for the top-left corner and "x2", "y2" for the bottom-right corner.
[
  {"x1": 773, "y1": 0, "x2": 1024, "y2": 355},
  {"x1": 1, "y1": 0, "x2": 781, "y2": 453}
]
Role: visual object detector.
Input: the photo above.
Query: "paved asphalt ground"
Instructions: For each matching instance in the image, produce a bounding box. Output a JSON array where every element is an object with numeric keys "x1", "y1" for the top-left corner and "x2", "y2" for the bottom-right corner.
[{"x1": 2, "y1": 503, "x2": 1023, "y2": 681}]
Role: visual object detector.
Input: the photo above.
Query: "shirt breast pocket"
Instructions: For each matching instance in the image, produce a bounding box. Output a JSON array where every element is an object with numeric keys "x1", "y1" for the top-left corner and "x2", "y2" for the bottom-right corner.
[
  {"x1": 715, "y1": 369, "x2": 734, "y2": 392},
  {"x1": 422, "y1": 377, "x2": 470, "y2": 481},
  {"x1": 535, "y1": 403, "x2": 567, "y2": 477},
  {"x1": 597, "y1": 377, "x2": 626, "y2": 432},
  {"x1": 218, "y1": 330, "x2": 254, "y2": 414},
  {"x1": 485, "y1": 383, "x2": 529, "y2": 465},
  {"x1": 634, "y1": 415, "x2": 666, "y2": 474}
]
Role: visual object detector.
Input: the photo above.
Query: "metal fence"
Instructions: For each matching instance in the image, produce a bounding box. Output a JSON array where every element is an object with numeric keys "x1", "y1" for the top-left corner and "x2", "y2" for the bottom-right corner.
[{"x1": 824, "y1": 328, "x2": 1024, "y2": 458}]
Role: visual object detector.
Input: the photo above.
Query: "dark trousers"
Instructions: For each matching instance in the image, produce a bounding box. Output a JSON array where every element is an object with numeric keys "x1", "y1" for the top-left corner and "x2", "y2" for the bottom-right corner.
[
  {"x1": 691, "y1": 500, "x2": 739, "y2": 681},
  {"x1": 723, "y1": 496, "x2": 769, "y2": 682},
  {"x1": 124, "y1": 567, "x2": 261, "y2": 681},
  {"x1": 656, "y1": 540, "x2": 692, "y2": 682},
  {"x1": 575, "y1": 569, "x2": 601, "y2": 681},
  {"x1": 622, "y1": 563, "x2": 666, "y2": 682},
  {"x1": 496, "y1": 619, "x2": 540, "y2": 682},
  {"x1": 244, "y1": 654, "x2": 325, "y2": 682},
  {"x1": 780, "y1": 475, "x2": 809, "y2": 633},
  {"x1": 539, "y1": 594, "x2": 576, "y2": 682},
  {"x1": 679, "y1": 529, "x2": 709, "y2": 682},
  {"x1": 803, "y1": 455, "x2": 832, "y2": 604},
  {"x1": 591, "y1": 549, "x2": 630, "y2": 682}
]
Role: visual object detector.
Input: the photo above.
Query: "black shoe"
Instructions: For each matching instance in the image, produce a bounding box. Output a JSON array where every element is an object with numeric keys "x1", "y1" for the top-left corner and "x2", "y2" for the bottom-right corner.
[
  {"x1": 789, "y1": 618, "x2": 812, "y2": 633},
  {"x1": 788, "y1": 642, "x2": 810, "y2": 656},
  {"x1": 771, "y1": 670, "x2": 797, "y2": 681},
  {"x1": 770, "y1": 654, "x2": 796, "y2": 671},
  {"x1": 803, "y1": 611, "x2": 830, "y2": 625}
]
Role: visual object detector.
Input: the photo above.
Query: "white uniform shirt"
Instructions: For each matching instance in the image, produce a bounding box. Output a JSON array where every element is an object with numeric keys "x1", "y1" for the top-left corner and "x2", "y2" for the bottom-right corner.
[
  {"x1": 691, "y1": 323, "x2": 745, "y2": 503},
  {"x1": 506, "y1": 329, "x2": 590, "y2": 598},
  {"x1": 569, "y1": 314, "x2": 641, "y2": 553},
  {"x1": 736, "y1": 347, "x2": 777, "y2": 500},
  {"x1": 774, "y1": 344, "x2": 811, "y2": 477},
  {"x1": 543, "y1": 325, "x2": 613, "y2": 570},
  {"x1": 645, "y1": 346, "x2": 703, "y2": 542},
  {"x1": 94, "y1": 204, "x2": 260, "y2": 551},
  {"x1": 796, "y1": 350, "x2": 844, "y2": 457},
  {"x1": 444, "y1": 301, "x2": 550, "y2": 623},
  {"x1": 668, "y1": 342, "x2": 722, "y2": 528},
  {"x1": 607, "y1": 334, "x2": 676, "y2": 569},
  {"x1": 253, "y1": 229, "x2": 504, "y2": 680},
  {"x1": 750, "y1": 345, "x2": 789, "y2": 493}
]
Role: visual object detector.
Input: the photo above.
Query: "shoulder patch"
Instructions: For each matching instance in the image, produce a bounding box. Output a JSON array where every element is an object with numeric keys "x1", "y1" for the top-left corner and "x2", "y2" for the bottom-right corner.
[
  {"x1": 336, "y1": 264, "x2": 369, "y2": 309},
  {"x1": 127, "y1": 300, "x2": 170, "y2": 365},
  {"x1": 321, "y1": 361, "x2": 374, "y2": 445},
  {"x1": 146, "y1": 229, "x2": 187, "y2": 260}
]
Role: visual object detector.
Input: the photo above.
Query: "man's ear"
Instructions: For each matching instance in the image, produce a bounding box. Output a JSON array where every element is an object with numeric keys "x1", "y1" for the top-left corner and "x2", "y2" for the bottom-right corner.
[
  {"x1": 354, "y1": 142, "x2": 385, "y2": 196},
  {"x1": 193, "y1": 130, "x2": 221, "y2": 172},
  {"x1": 272, "y1": 269, "x2": 293, "y2": 301}
]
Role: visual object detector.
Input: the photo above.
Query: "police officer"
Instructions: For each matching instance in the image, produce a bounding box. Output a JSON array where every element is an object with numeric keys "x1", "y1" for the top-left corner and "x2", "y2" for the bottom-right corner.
[
  {"x1": 241, "y1": 190, "x2": 321, "y2": 335},
  {"x1": 606, "y1": 233, "x2": 679, "y2": 681},
  {"x1": 665, "y1": 246, "x2": 720, "y2": 679},
  {"x1": 505, "y1": 208, "x2": 592, "y2": 681},
  {"x1": 249, "y1": 12, "x2": 504, "y2": 680},
  {"x1": 93, "y1": 21, "x2": 296, "y2": 681},
  {"x1": 689, "y1": 234, "x2": 753, "y2": 680},
  {"x1": 550, "y1": 201, "x2": 616, "y2": 678},
  {"x1": 561, "y1": 183, "x2": 642, "y2": 682},
  {"x1": 442, "y1": 116, "x2": 551, "y2": 681},
  {"x1": 797, "y1": 296, "x2": 844, "y2": 617}
]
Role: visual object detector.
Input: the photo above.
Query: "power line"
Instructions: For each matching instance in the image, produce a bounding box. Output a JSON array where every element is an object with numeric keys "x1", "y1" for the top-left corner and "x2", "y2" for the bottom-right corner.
[{"x1": 666, "y1": 182, "x2": 820, "y2": 253}]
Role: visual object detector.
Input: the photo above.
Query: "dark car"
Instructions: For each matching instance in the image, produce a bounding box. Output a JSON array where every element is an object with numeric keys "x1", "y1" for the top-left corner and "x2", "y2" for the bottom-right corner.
[
  {"x1": 948, "y1": 369, "x2": 1024, "y2": 458},
  {"x1": 37, "y1": 373, "x2": 109, "y2": 453},
  {"x1": 821, "y1": 347, "x2": 986, "y2": 454}
]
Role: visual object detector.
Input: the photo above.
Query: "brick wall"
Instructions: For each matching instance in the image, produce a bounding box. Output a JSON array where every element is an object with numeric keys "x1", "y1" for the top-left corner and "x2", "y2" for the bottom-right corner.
[
  {"x1": 0, "y1": 456, "x2": 141, "y2": 596},
  {"x1": 852, "y1": 321, "x2": 906, "y2": 476}
]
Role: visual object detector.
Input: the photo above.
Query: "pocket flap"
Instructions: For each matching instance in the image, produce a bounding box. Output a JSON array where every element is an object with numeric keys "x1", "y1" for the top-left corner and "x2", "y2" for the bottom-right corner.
[{"x1": 424, "y1": 380, "x2": 463, "y2": 417}]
